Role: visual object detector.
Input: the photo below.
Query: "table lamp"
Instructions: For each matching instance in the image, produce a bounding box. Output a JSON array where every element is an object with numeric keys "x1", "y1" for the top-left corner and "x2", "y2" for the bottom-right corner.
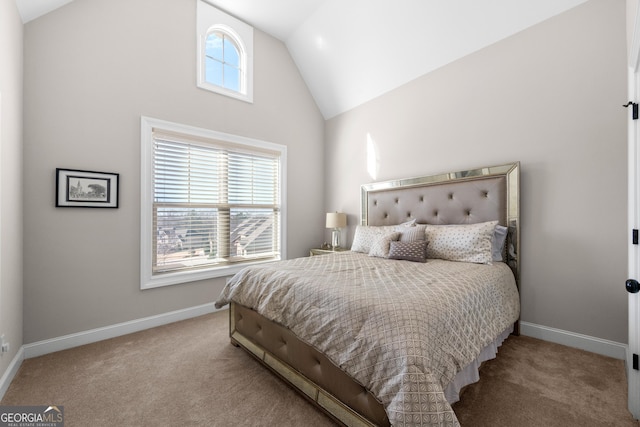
[{"x1": 326, "y1": 212, "x2": 347, "y2": 250}]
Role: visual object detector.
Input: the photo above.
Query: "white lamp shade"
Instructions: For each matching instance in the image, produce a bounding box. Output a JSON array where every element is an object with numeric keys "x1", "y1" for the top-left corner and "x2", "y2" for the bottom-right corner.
[{"x1": 326, "y1": 212, "x2": 347, "y2": 228}]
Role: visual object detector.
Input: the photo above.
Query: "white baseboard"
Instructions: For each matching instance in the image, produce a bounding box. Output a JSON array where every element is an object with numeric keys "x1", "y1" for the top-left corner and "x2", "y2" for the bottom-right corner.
[
  {"x1": 0, "y1": 347, "x2": 25, "y2": 401},
  {"x1": 520, "y1": 321, "x2": 627, "y2": 360},
  {"x1": 20, "y1": 313, "x2": 628, "y2": 361},
  {"x1": 1, "y1": 303, "x2": 223, "y2": 401},
  {"x1": 23, "y1": 302, "x2": 222, "y2": 359},
  {"x1": 1, "y1": 311, "x2": 626, "y2": 402}
]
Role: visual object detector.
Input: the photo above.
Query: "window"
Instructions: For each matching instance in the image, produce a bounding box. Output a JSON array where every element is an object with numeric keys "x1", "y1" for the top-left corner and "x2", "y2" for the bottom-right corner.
[
  {"x1": 205, "y1": 29, "x2": 241, "y2": 92},
  {"x1": 141, "y1": 117, "x2": 286, "y2": 289},
  {"x1": 197, "y1": 1, "x2": 253, "y2": 102}
]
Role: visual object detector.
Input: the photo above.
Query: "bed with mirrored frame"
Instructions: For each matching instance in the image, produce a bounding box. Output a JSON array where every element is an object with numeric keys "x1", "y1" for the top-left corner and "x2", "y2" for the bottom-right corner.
[{"x1": 216, "y1": 162, "x2": 520, "y2": 427}]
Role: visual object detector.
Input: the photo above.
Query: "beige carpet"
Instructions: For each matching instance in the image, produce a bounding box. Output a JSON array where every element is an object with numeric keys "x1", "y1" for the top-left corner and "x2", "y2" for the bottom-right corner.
[{"x1": 1, "y1": 310, "x2": 638, "y2": 426}]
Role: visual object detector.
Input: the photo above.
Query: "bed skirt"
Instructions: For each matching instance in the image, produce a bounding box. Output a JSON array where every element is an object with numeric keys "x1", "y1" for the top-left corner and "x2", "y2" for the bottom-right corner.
[{"x1": 444, "y1": 325, "x2": 513, "y2": 403}]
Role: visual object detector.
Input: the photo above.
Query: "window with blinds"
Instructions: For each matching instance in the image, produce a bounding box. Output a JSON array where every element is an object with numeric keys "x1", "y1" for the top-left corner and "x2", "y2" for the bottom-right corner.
[{"x1": 141, "y1": 117, "x2": 286, "y2": 289}]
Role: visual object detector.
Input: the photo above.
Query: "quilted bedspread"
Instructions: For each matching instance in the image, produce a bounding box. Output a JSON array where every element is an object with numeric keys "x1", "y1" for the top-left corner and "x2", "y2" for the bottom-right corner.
[{"x1": 215, "y1": 251, "x2": 519, "y2": 426}]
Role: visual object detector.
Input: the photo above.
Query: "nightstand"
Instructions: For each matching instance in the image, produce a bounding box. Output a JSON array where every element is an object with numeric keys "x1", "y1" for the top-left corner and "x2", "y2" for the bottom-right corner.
[{"x1": 309, "y1": 248, "x2": 349, "y2": 256}]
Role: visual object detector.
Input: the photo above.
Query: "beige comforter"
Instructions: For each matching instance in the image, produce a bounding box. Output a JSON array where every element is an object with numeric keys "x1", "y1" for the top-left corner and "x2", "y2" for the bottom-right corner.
[{"x1": 215, "y1": 251, "x2": 520, "y2": 427}]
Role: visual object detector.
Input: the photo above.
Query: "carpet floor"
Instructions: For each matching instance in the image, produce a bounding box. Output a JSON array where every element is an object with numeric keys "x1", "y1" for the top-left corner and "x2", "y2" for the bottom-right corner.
[{"x1": 1, "y1": 310, "x2": 638, "y2": 426}]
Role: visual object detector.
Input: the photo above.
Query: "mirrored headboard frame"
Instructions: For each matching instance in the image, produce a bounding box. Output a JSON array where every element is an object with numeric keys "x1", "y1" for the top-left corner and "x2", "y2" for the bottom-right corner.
[{"x1": 360, "y1": 162, "x2": 520, "y2": 285}]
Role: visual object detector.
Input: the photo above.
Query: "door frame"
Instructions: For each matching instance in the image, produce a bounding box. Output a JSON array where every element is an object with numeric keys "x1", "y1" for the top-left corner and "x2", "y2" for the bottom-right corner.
[{"x1": 628, "y1": 1, "x2": 640, "y2": 419}]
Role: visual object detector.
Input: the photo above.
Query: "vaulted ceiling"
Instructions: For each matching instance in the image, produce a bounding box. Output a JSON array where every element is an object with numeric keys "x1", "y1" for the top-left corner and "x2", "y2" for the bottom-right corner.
[{"x1": 15, "y1": 0, "x2": 589, "y2": 118}]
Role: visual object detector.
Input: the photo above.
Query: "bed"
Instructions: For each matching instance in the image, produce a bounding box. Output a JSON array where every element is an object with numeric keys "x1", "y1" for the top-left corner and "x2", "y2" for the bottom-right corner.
[{"x1": 214, "y1": 162, "x2": 520, "y2": 427}]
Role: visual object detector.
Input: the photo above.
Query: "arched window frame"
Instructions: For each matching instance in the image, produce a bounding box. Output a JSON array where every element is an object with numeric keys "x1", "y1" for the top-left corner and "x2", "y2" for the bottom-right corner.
[
  {"x1": 197, "y1": 1, "x2": 253, "y2": 103},
  {"x1": 203, "y1": 25, "x2": 246, "y2": 95}
]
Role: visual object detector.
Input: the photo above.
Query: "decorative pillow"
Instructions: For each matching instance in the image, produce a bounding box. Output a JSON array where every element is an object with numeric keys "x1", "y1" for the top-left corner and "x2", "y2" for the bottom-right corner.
[
  {"x1": 351, "y1": 225, "x2": 400, "y2": 253},
  {"x1": 425, "y1": 220, "x2": 498, "y2": 264},
  {"x1": 388, "y1": 240, "x2": 427, "y2": 263},
  {"x1": 492, "y1": 225, "x2": 508, "y2": 262},
  {"x1": 368, "y1": 232, "x2": 401, "y2": 258},
  {"x1": 395, "y1": 224, "x2": 427, "y2": 242}
]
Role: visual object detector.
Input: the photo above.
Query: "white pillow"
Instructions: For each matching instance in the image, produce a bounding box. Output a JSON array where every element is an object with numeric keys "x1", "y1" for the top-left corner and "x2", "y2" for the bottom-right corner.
[
  {"x1": 351, "y1": 225, "x2": 397, "y2": 253},
  {"x1": 425, "y1": 220, "x2": 498, "y2": 264},
  {"x1": 368, "y1": 232, "x2": 401, "y2": 258}
]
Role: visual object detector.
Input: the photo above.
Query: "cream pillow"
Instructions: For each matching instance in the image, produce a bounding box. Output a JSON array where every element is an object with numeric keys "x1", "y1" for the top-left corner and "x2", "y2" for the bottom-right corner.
[
  {"x1": 351, "y1": 225, "x2": 399, "y2": 253},
  {"x1": 425, "y1": 221, "x2": 498, "y2": 264},
  {"x1": 368, "y1": 232, "x2": 401, "y2": 258}
]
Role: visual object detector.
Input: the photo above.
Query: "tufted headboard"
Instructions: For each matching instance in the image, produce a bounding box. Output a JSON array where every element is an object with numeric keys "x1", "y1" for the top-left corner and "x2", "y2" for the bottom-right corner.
[{"x1": 361, "y1": 163, "x2": 520, "y2": 284}]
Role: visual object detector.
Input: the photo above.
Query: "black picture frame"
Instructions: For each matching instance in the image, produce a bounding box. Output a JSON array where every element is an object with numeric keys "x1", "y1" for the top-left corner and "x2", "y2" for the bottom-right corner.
[{"x1": 56, "y1": 168, "x2": 119, "y2": 208}]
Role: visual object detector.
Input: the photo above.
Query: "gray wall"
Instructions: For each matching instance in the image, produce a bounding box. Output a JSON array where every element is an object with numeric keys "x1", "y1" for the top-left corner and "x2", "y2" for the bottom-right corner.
[
  {"x1": 325, "y1": 0, "x2": 629, "y2": 343},
  {"x1": 14, "y1": 0, "x2": 632, "y2": 350},
  {"x1": 0, "y1": 0, "x2": 24, "y2": 377},
  {"x1": 23, "y1": 0, "x2": 325, "y2": 343}
]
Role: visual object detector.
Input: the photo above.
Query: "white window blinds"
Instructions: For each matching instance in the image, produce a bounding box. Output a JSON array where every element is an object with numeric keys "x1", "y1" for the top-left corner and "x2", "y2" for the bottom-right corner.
[{"x1": 151, "y1": 129, "x2": 281, "y2": 277}]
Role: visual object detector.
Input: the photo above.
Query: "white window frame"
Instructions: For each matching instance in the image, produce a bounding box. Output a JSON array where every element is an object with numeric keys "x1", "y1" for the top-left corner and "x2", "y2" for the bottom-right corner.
[
  {"x1": 197, "y1": 0, "x2": 254, "y2": 103},
  {"x1": 140, "y1": 116, "x2": 286, "y2": 289}
]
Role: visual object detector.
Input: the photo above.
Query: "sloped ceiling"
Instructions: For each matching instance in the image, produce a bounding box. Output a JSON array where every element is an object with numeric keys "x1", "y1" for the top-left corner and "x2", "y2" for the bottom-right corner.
[
  {"x1": 15, "y1": 0, "x2": 74, "y2": 23},
  {"x1": 15, "y1": 0, "x2": 589, "y2": 119}
]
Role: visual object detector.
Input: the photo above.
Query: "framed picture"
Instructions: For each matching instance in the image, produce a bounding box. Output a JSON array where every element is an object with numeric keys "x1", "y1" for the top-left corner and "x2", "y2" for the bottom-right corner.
[{"x1": 56, "y1": 168, "x2": 119, "y2": 208}]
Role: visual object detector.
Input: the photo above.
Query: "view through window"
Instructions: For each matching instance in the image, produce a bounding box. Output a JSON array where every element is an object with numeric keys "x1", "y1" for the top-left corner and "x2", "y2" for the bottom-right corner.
[
  {"x1": 204, "y1": 30, "x2": 241, "y2": 93},
  {"x1": 141, "y1": 117, "x2": 285, "y2": 288}
]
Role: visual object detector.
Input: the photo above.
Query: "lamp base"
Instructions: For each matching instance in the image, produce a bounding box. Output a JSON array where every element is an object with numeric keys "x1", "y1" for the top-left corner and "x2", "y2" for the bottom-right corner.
[{"x1": 331, "y1": 228, "x2": 341, "y2": 250}]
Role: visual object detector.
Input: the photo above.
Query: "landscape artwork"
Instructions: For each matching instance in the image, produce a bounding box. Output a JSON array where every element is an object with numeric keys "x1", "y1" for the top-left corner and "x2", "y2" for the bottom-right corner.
[{"x1": 56, "y1": 168, "x2": 119, "y2": 208}]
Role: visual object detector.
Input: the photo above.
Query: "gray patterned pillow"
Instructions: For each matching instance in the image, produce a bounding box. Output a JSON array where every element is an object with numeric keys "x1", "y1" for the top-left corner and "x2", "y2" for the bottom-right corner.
[
  {"x1": 388, "y1": 240, "x2": 427, "y2": 262},
  {"x1": 425, "y1": 220, "x2": 498, "y2": 264},
  {"x1": 351, "y1": 225, "x2": 398, "y2": 253},
  {"x1": 368, "y1": 232, "x2": 401, "y2": 258}
]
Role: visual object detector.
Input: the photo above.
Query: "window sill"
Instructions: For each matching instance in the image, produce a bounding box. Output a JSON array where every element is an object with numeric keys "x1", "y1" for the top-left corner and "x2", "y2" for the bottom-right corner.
[
  {"x1": 197, "y1": 81, "x2": 253, "y2": 103},
  {"x1": 141, "y1": 258, "x2": 278, "y2": 289}
]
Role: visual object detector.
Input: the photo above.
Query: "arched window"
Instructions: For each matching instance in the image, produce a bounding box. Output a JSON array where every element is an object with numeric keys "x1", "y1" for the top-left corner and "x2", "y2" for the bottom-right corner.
[
  {"x1": 204, "y1": 27, "x2": 243, "y2": 93},
  {"x1": 197, "y1": 1, "x2": 253, "y2": 103}
]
